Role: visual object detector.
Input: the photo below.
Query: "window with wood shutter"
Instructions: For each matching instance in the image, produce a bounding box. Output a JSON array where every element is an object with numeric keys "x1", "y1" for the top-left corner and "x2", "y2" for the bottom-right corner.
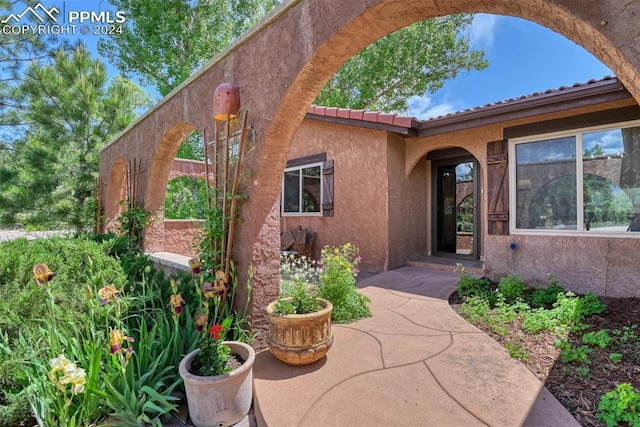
[{"x1": 281, "y1": 154, "x2": 334, "y2": 217}]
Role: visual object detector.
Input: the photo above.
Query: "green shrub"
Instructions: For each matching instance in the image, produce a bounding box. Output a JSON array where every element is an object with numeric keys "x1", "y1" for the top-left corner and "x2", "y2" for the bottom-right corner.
[
  {"x1": 579, "y1": 293, "x2": 607, "y2": 317},
  {"x1": 529, "y1": 275, "x2": 565, "y2": 308},
  {"x1": 609, "y1": 353, "x2": 623, "y2": 364},
  {"x1": 582, "y1": 329, "x2": 612, "y2": 348},
  {"x1": 498, "y1": 274, "x2": 527, "y2": 303},
  {"x1": 456, "y1": 295, "x2": 491, "y2": 323},
  {"x1": 521, "y1": 308, "x2": 554, "y2": 333},
  {"x1": 555, "y1": 340, "x2": 591, "y2": 364},
  {"x1": 456, "y1": 264, "x2": 493, "y2": 298},
  {"x1": 598, "y1": 383, "x2": 640, "y2": 427},
  {"x1": 521, "y1": 292, "x2": 581, "y2": 334},
  {"x1": 318, "y1": 243, "x2": 371, "y2": 323}
]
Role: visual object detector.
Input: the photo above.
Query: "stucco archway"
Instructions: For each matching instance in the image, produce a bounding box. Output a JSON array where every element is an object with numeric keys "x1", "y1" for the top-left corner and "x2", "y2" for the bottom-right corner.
[{"x1": 100, "y1": 0, "x2": 640, "y2": 339}]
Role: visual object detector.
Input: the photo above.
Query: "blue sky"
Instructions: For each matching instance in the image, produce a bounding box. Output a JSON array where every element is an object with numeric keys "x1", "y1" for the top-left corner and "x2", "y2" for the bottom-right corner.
[
  {"x1": 408, "y1": 14, "x2": 613, "y2": 119},
  {"x1": 6, "y1": 3, "x2": 613, "y2": 117}
]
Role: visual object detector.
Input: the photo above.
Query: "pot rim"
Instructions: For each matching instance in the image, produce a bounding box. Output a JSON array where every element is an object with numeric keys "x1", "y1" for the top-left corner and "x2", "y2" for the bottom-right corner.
[
  {"x1": 266, "y1": 297, "x2": 333, "y2": 318},
  {"x1": 178, "y1": 340, "x2": 255, "y2": 382}
]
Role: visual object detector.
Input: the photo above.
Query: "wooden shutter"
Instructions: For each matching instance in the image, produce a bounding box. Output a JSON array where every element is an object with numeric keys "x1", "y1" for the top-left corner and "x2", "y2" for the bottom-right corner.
[
  {"x1": 487, "y1": 140, "x2": 509, "y2": 235},
  {"x1": 322, "y1": 159, "x2": 334, "y2": 217}
]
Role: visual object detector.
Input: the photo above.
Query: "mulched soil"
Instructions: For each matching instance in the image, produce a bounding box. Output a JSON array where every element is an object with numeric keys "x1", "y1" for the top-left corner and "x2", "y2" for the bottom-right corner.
[{"x1": 451, "y1": 296, "x2": 640, "y2": 427}]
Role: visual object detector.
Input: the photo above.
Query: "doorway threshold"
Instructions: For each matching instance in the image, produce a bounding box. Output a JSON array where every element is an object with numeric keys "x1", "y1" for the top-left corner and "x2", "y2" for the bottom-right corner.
[{"x1": 406, "y1": 255, "x2": 484, "y2": 276}]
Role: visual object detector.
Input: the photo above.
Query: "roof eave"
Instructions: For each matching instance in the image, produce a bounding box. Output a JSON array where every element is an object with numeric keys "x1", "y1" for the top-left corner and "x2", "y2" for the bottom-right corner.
[{"x1": 414, "y1": 78, "x2": 631, "y2": 137}]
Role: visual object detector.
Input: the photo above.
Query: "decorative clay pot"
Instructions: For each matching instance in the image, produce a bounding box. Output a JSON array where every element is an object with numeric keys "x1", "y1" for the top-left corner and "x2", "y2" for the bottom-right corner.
[
  {"x1": 266, "y1": 298, "x2": 333, "y2": 366},
  {"x1": 179, "y1": 341, "x2": 255, "y2": 427}
]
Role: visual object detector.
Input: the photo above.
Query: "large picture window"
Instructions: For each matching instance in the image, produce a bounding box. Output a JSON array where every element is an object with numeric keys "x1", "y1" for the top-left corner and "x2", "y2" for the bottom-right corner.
[
  {"x1": 510, "y1": 121, "x2": 640, "y2": 235},
  {"x1": 282, "y1": 162, "x2": 323, "y2": 215}
]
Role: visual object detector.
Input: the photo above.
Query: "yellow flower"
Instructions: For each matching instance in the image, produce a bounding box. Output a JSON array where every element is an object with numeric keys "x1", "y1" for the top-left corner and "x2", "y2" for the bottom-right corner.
[
  {"x1": 109, "y1": 329, "x2": 133, "y2": 354},
  {"x1": 170, "y1": 293, "x2": 185, "y2": 314},
  {"x1": 98, "y1": 285, "x2": 121, "y2": 305},
  {"x1": 33, "y1": 263, "x2": 55, "y2": 286},
  {"x1": 188, "y1": 258, "x2": 202, "y2": 275},
  {"x1": 60, "y1": 364, "x2": 86, "y2": 395},
  {"x1": 48, "y1": 355, "x2": 86, "y2": 395},
  {"x1": 49, "y1": 354, "x2": 71, "y2": 373},
  {"x1": 195, "y1": 313, "x2": 208, "y2": 332}
]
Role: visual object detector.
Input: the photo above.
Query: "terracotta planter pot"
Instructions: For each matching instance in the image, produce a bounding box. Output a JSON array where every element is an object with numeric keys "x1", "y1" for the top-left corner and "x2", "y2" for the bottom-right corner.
[
  {"x1": 266, "y1": 298, "x2": 333, "y2": 366},
  {"x1": 179, "y1": 341, "x2": 255, "y2": 427}
]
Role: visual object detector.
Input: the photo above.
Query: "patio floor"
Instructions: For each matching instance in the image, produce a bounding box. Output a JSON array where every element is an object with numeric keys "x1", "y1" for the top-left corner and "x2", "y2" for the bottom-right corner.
[{"x1": 251, "y1": 266, "x2": 578, "y2": 427}]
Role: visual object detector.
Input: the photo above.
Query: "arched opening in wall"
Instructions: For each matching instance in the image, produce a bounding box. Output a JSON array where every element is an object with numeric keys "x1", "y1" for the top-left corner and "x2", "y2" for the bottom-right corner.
[
  {"x1": 176, "y1": 129, "x2": 205, "y2": 162},
  {"x1": 164, "y1": 177, "x2": 208, "y2": 220},
  {"x1": 144, "y1": 122, "x2": 198, "y2": 253}
]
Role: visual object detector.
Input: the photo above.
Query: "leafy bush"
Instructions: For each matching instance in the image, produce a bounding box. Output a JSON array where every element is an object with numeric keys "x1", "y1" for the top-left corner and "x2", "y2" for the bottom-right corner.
[
  {"x1": 579, "y1": 293, "x2": 607, "y2": 316},
  {"x1": 521, "y1": 292, "x2": 581, "y2": 334},
  {"x1": 582, "y1": 329, "x2": 612, "y2": 348},
  {"x1": 498, "y1": 274, "x2": 527, "y2": 303},
  {"x1": 456, "y1": 264, "x2": 493, "y2": 298},
  {"x1": 597, "y1": 383, "x2": 640, "y2": 427},
  {"x1": 609, "y1": 353, "x2": 623, "y2": 364},
  {"x1": 529, "y1": 275, "x2": 565, "y2": 308},
  {"x1": 318, "y1": 243, "x2": 371, "y2": 323},
  {"x1": 456, "y1": 295, "x2": 491, "y2": 323},
  {"x1": 555, "y1": 340, "x2": 591, "y2": 364},
  {"x1": 0, "y1": 237, "x2": 128, "y2": 334}
]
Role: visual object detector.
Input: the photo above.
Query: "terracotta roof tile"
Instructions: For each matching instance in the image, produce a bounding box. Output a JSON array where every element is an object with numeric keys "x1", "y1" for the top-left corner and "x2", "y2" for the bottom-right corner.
[
  {"x1": 422, "y1": 75, "x2": 618, "y2": 123},
  {"x1": 325, "y1": 107, "x2": 338, "y2": 117},
  {"x1": 362, "y1": 111, "x2": 379, "y2": 122},
  {"x1": 377, "y1": 113, "x2": 395, "y2": 125},
  {"x1": 349, "y1": 109, "x2": 365, "y2": 120},
  {"x1": 336, "y1": 108, "x2": 351, "y2": 119},
  {"x1": 392, "y1": 116, "x2": 414, "y2": 127},
  {"x1": 305, "y1": 76, "x2": 620, "y2": 131}
]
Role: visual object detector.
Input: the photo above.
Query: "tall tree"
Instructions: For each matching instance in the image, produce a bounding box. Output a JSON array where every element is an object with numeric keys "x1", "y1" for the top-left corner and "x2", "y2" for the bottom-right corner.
[
  {"x1": 315, "y1": 15, "x2": 488, "y2": 112},
  {"x1": 98, "y1": 0, "x2": 281, "y2": 97},
  {"x1": 0, "y1": 44, "x2": 151, "y2": 232},
  {"x1": 0, "y1": 0, "x2": 62, "y2": 142}
]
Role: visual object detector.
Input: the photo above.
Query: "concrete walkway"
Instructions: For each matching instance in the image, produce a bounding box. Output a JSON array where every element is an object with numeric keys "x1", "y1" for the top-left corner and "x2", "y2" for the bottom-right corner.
[{"x1": 252, "y1": 267, "x2": 579, "y2": 427}]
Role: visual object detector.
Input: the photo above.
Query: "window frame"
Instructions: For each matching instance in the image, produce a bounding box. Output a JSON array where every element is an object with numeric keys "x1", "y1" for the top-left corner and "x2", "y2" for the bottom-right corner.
[
  {"x1": 281, "y1": 161, "x2": 324, "y2": 217},
  {"x1": 509, "y1": 119, "x2": 640, "y2": 238}
]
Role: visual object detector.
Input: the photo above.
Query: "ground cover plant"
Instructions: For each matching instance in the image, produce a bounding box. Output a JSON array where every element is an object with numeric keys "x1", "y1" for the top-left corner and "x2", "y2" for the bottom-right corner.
[{"x1": 450, "y1": 265, "x2": 640, "y2": 427}]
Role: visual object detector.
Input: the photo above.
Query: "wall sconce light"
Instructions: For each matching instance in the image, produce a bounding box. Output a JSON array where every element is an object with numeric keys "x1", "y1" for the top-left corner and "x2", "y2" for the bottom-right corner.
[{"x1": 213, "y1": 83, "x2": 240, "y2": 121}]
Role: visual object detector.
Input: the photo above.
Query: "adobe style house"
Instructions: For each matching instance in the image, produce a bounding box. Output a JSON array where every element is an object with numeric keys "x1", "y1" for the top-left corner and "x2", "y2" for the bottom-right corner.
[{"x1": 277, "y1": 76, "x2": 640, "y2": 297}]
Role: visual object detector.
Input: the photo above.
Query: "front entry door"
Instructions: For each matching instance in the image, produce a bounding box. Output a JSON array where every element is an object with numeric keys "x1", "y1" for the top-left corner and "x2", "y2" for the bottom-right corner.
[{"x1": 434, "y1": 159, "x2": 478, "y2": 259}]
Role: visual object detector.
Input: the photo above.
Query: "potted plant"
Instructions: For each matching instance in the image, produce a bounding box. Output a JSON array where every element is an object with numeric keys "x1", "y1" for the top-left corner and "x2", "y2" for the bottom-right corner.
[
  {"x1": 175, "y1": 262, "x2": 256, "y2": 427},
  {"x1": 178, "y1": 319, "x2": 255, "y2": 427},
  {"x1": 266, "y1": 255, "x2": 334, "y2": 366}
]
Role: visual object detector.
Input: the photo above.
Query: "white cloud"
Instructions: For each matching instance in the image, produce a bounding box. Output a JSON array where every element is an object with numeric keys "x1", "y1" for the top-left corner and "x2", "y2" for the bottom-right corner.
[
  {"x1": 470, "y1": 14, "x2": 499, "y2": 50},
  {"x1": 407, "y1": 95, "x2": 457, "y2": 120}
]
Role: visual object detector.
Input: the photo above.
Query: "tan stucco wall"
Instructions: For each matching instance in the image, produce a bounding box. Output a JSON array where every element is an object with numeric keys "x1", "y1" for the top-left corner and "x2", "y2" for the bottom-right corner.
[
  {"x1": 387, "y1": 134, "x2": 429, "y2": 269},
  {"x1": 162, "y1": 220, "x2": 203, "y2": 258},
  {"x1": 281, "y1": 120, "x2": 390, "y2": 272},
  {"x1": 486, "y1": 235, "x2": 640, "y2": 297}
]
